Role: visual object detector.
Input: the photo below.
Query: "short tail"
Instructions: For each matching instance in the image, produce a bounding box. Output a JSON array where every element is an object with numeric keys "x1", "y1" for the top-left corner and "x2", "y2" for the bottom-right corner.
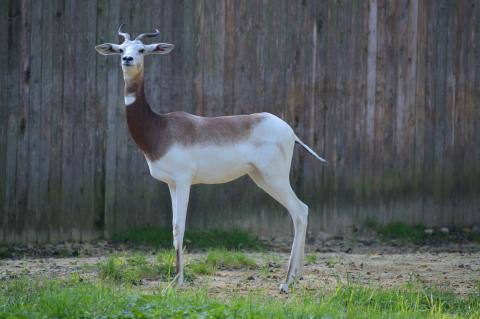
[{"x1": 295, "y1": 136, "x2": 329, "y2": 165}]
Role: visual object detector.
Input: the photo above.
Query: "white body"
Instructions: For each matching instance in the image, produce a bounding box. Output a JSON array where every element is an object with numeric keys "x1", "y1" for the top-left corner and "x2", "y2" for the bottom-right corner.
[{"x1": 146, "y1": 113, "x2": 294, "y2": 185}]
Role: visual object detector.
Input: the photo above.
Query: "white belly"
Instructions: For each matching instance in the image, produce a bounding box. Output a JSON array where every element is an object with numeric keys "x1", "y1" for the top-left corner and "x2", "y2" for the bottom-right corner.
[{"x1": 146, "y1": 143, "x2": 255, "y2": 185}]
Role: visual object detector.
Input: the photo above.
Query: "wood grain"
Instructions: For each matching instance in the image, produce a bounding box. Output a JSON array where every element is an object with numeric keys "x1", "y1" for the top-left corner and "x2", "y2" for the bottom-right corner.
[{"x1": 1, "y1": 0, "x2": 479, "y2": 243}]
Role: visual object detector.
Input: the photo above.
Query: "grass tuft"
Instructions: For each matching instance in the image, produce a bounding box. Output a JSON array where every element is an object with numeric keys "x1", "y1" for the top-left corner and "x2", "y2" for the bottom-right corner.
[
  {"x1": 204, "y1": 249, "x2": 257, "y2": 270},
  {"x1": 97, "y1": 251, "x2": 177, "y2": 284},
  {"x1": 306, "y1": 254, "x2": 317, "y2": 265},
  {"x1": 113, "y1": 228, "x2": 264, "y2": 250}
]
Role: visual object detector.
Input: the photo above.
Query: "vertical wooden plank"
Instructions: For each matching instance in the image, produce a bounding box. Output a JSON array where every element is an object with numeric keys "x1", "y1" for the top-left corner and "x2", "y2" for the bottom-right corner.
[
  {"x1": 312, "y1": 0, "x2": 329, "y2": 230},
  {"x1": 26, "y1": 0, "x2": 42, "y2": 242},
  {"x1": 364, "y1": 0, "x2": 378, "y2": 219},
  {"x1": 372, "y1": 0, "x2": 387, "y2": 223},
  {"x1": 443, "y1": 0, "x2": 458, "y2": 226},
  {"x1": 47, "y1": 0, "x2": 65, "y2": 242},
  {"x1": 462, "y1": 0, "x2": 477, "y2": 225},
  {"x1": 82, "y1": 0, "x2": 98, "y2": 240},
  {"x1": 328, "y1": 0, "x2": 353, "y2": 232},
  {"x1": 381, "y1": 0, "x2": 398, "y2": 224},
  {"x1": 392, "y1": 0, "x2": 409, "y2": 221},
  {"x1": 404, "y1": 0, "x2": 419, "y2": 223},
  {"x1": 322, "y1": 0, "x2": 339, "y2": 230},
  {"x1": 423, "y1": 0, "x2": 439, "y2": 225},
  {"x1": 413, "y1": 0, "x2": 428, "y2": 225},
  {"x1": 433, "y1": 0, "x2": 448, "y2": 225},
  {"x1": 39, "y1": 0, "x2": 54, "y2": 243},
  {"x1": 5, "y1": 0, "x2": 22, "y2": 244},
  {"x1": 352, "y1": 0, "x2": 368, "y2": 225},
  {"x1": 70, "y1": 0, "x2": 88, "y2": 241},
  {"x1": 452, "y1": 1, "x2": 466, "y2": 226},
  {"x1": 16, "y1": 0, "x2": 32, "y2": 243},
  {"x1": 474, "y1": 0, "x2": 480, "y2": 223},
  {"x1": 59, "y1": 0, "x2": 75, "y2": 240},
  {"x1": 0, "y1": 0, "x2": 10, "y2": 241}
]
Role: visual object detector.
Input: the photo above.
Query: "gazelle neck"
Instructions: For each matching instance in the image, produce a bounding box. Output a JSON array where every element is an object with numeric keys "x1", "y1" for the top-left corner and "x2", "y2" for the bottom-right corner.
[{"x1": 122, "y1": 67, "x2": 166, "y2": 160}]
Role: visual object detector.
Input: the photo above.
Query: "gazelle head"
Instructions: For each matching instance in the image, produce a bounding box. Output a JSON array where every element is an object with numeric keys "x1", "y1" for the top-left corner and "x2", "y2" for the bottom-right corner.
[{"x1": 95, "y1": 24, "x2": 174, "y2": 78}]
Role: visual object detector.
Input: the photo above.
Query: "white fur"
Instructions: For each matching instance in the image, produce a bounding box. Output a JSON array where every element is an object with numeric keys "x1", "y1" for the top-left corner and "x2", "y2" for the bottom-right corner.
[
  {"x1": 145, "y1": 113, "x2": 313, "y2": 291},
  {"x1": 124, "y1": 94, "x2": 136, "y2": 106}
]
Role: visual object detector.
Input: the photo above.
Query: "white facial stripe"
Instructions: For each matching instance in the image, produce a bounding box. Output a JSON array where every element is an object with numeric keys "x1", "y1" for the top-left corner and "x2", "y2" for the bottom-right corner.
[{"x1": 125, "y1": 94, "x2": 136, "y2": 106}]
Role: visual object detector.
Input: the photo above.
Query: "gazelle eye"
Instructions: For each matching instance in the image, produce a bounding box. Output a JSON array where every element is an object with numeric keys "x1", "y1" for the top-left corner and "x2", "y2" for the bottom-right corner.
[
  {"x1": 139, "y1": 49, "x2": 145, "y2": 53},
  {"x1": 119, "y1": 49, "x2": 123, "y2": 53}
]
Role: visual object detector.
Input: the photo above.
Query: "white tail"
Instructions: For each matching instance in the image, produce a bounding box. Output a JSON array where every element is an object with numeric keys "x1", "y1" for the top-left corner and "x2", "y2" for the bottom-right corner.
[{"x1": 295, "y1": 136, "x2": 329, "y2": 165}]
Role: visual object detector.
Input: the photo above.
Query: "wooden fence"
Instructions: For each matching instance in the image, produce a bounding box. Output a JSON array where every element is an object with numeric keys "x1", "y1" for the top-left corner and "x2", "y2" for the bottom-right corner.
[{"x1": 1, "y1": 0, "x2": 479, "y2": 244}]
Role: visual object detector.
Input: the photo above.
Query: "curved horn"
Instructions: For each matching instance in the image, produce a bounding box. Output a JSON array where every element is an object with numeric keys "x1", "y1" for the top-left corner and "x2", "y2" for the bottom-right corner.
[
  {"x1": 117, "y1": 23, "x2": 130, "y2": 41},
  {"x1": 135, "y1": 28, "x2": 160, "y2": 41}
]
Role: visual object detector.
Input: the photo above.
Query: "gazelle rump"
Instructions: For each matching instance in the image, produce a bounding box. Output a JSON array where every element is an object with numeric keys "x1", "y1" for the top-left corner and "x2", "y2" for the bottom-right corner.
[{"x1": 95, "y1": 25, "x2": 328, "y2": 293}]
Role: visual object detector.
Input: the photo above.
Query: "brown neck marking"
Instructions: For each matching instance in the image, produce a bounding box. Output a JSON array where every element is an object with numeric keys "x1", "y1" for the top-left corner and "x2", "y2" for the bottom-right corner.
[{"x1": 124, "y1": 72, "x2": 169, "y2": 161}]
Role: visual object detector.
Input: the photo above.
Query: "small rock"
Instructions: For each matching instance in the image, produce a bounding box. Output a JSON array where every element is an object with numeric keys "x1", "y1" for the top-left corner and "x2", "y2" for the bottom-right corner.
[{"x1": 424, "y1": 229, "x2": 434, "y2": 235}]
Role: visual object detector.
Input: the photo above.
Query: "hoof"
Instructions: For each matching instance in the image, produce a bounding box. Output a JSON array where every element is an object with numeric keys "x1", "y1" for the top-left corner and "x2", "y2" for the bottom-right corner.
[{"x1": 279, "y1": 283, "x2": 289, "y2": 293}]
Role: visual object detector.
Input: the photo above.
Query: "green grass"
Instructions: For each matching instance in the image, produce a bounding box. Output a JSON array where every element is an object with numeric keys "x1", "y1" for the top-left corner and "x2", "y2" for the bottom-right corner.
[
  {"x1": 113, "y1": 228, "x2": 264, "y2": 251},
  {"x1": 306, "y1": 254, "x2": 317, "y2": 265},
  {"x1": 97, "y1": 249, "x2": 256, "y2": 284},
  {"x1": 203, "y1": 249, "x2": 257, "y2": 270},
  {"x1": 98, "y1": 251, "x2": 177, "y2": 284},
  {"x1": 1, "y1": 278, "x2": 479, "y2": 319}
]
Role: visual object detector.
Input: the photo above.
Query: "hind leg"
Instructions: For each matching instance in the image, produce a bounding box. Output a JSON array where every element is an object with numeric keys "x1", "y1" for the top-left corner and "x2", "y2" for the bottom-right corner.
[{"x1": 249, "y1": 169, "x2": 308, "y2": 293}]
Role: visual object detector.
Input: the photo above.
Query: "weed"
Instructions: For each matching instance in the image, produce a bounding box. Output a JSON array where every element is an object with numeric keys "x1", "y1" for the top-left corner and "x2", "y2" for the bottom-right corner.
[
  {"x1": 204, "y1": 249, "x2": 257, "y2": 270},
  {"x1": 306, "y1": 254, "x2": 317, "y2": 265},
  {"x1": 97, "y1": 251, "x2": 178, "y2": 284}
]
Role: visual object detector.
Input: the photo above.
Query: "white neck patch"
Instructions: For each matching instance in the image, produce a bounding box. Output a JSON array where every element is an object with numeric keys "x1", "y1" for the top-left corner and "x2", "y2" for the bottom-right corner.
[{"x1": 124, "y1": 94, "x2": 136, "y2": 106}]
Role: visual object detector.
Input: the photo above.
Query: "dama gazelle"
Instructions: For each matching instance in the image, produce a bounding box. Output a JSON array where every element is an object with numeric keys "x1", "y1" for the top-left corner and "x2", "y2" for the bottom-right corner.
[{"x1": 95, "y1": 25, "x2": 328, "y2": 293}]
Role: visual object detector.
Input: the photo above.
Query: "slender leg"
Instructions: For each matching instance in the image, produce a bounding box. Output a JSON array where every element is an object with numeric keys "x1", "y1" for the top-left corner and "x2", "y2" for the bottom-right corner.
[
  {"x1": 169, "y1": 180, "x2": 191, "y2": 287},
  {"x1": 249, "y1": 170, "x2": 308, "y2": 293}
]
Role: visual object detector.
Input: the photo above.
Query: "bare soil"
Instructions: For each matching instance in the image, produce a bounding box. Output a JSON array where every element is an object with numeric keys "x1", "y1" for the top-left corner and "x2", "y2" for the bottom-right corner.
[{"x1": 1, "y1": 239, "x2": 479, "y2": 297}]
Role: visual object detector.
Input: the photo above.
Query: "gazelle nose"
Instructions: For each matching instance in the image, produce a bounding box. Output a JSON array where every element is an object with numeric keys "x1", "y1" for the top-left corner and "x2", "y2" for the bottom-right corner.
[{"x1": 122, "y1": 56, "x2": 133, "y2": 62}]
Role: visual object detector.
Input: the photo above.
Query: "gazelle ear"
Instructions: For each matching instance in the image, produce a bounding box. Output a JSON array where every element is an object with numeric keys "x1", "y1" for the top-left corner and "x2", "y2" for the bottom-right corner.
[
  {"x1": 95, "y1": 43, "x2": 122, "y2": 55},
  {"x1": 144, "y1": 43, "x2": 174, "y2": 55}
]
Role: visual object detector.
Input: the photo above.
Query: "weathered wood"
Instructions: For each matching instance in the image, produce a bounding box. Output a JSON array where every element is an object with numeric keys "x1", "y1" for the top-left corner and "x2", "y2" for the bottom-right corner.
[
  {"x1": 0, "y1": 0, "x2": 10, "y2": 242},
  {"x1": 1, "y1": 0, "x2": 480, "y2": 243},
  {"x1": 423, "y1": 0, "x2": 439, "y2": 225},
  {"x1": 16, "y1": 0, "x2": 31, "y2": 243}
]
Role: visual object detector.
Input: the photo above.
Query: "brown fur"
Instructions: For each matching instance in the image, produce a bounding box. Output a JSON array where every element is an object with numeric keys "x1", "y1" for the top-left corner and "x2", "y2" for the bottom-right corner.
[{"x1": 125, "y1": 75, "x2": 265, "y2": 161}]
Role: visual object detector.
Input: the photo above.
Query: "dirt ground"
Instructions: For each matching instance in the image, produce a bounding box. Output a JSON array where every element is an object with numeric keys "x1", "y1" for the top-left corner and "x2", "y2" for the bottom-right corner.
[{"x1": 1, "y1": 239, "x2": 479, "y2": 297}]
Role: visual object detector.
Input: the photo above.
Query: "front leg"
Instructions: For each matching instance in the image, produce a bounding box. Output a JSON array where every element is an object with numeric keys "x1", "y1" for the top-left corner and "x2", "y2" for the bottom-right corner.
[{"x1": 168, "y1": 180, "x2": 191, "y2": 287}]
